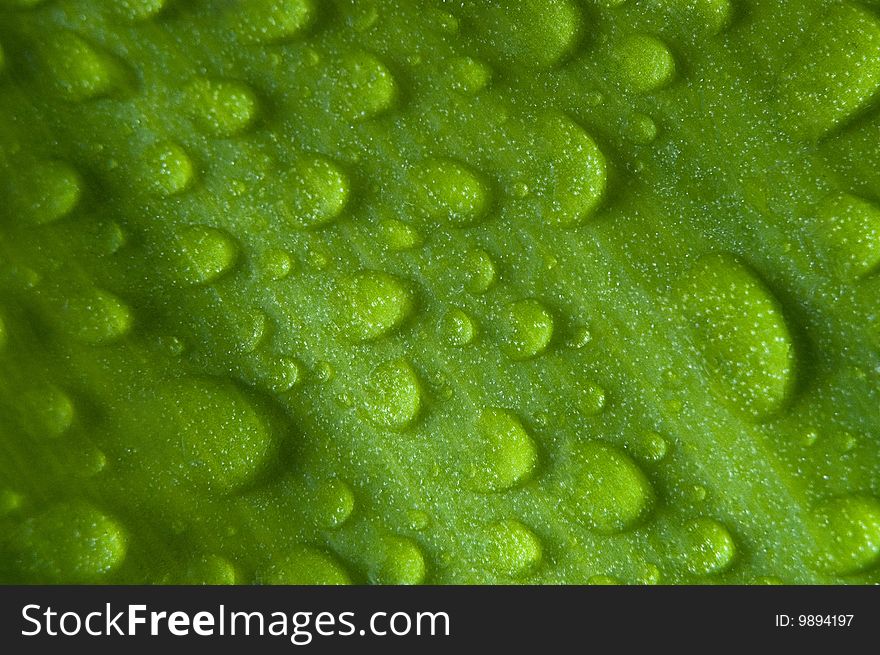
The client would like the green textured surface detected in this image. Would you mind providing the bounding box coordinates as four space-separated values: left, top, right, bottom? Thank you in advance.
1 0 880 585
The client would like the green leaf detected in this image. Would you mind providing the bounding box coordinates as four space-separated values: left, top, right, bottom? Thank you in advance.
0 0 879 584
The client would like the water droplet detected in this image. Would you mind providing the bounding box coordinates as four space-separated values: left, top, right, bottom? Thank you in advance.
369 536 426 585
187 78 259 136
336 51 397 120
441 308 476 346
569 325 592 349
19 161 81 225
63 288 133 345
776 3 880 140
143 142 194 196
464 248 496 294
512 181 530 198
95 221 126 255
173 225 238 286
315 361 334 383
483 520 542 577
360 358 421 429
833 431 857 453
632 431 669 462
155 333 186 357
681 518 736 575
578 382 606 416
338 271 413 341
501 299 554 360
816 193 880 279
563 442 653 533
638 563 662 585
154 378 276 492
0 489 23 516
801 429 819 447
229 309 267 354
616 35 676 93
180 554 238 584
284 156 349 228
754 575 784 585
11 502 127 583
258 355 301 392
380 218 421 251
469 0 582 70
470 408 538 492
532 112 606 226
433 9 459 33
314 479 354 529
352 3 379 32
584 90 604 106
43 32 121 101
814 496 880 575
690 485 708 502
673 0 733 34
77 446 108 477
262 248 293 280
234 0 316 43
407 509 430 531
679 254 795 419
627 113 658 144
306 243 332 270
21 385 74 439
413 159 492 226
449 56 492 94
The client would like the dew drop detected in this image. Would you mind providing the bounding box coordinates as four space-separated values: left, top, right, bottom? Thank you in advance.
441 308 476 346
814 496 880 575
314 479 355 529
483 519 542 578
173 225 238 286
369 536 426 585
360 358 421 429
681 518 736 575
339 271 413 341
501 299 554 360
470 408 538 492
562 442 653 533
464 248 496 294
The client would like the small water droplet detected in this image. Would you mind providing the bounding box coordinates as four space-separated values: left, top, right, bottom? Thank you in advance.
408 509 430 531
501 299 554 360
441 308 476 346
315 361 334 383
